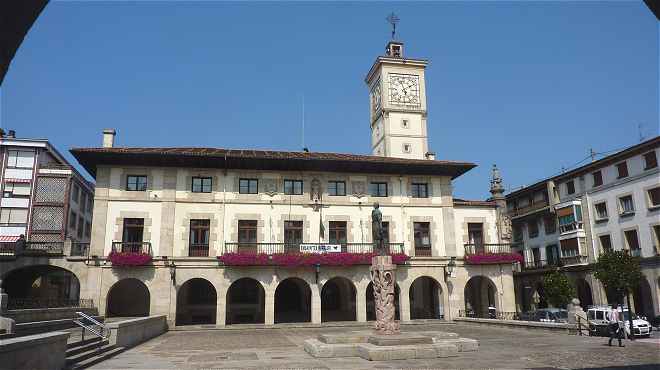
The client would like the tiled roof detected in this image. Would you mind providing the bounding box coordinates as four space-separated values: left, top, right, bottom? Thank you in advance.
70 147 477 179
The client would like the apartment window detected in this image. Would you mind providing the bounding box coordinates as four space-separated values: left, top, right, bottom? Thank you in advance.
546 245 559 266
122 218 144 252
592 171 603 187
653 225 660 254
0 208 28 225
80 193 86 213
369 182 388 197
543 216 556 234
513 226 523 242
239 178 258 194
414 222 431 256
71 184 80 203
328 221 347 245
532 248 541 265
623 229 640 254
284 180 303 195
85 221 91 238
238 220 257 245
2 183 31 198
284 221 303 245
616 162 629 179
126 175 148 191
619 195 635 215
528 219 539 238
189 219 210 256
7 150 35 168
327 181 346 196
595 202 608 220
643 151 658 170
87 197 93 215
77 216 84 239
69 211 77 229
410 183 428 198
468 223 484 249
566 180 575 195
192 177 212 193
599 235 612 253
647 187 660 208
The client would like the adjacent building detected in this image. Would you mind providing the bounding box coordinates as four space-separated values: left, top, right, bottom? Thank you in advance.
509 136 660 318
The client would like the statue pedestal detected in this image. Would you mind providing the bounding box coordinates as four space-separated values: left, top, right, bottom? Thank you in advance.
370 255 399 335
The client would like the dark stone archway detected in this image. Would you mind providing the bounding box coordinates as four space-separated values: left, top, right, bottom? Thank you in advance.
107 278 150 317
274 278 311 323
409 277 443 319
464 276 498 318
321 277 356 322
176 278 217 325
1 265 80 307
576 278 593 308
226 278 265 324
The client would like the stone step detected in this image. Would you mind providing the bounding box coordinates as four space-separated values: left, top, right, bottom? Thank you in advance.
66 339 109 357
67 336 102 350
66 346 125 370
65 343 119 368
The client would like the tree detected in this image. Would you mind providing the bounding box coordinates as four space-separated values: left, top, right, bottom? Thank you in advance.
594 250 642 340
542 271 576 308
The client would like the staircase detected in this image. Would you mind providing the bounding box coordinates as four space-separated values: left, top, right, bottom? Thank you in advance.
64 312 124 369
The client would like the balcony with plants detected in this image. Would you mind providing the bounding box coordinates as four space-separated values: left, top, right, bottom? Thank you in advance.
463 243 523 265
108 241 152 266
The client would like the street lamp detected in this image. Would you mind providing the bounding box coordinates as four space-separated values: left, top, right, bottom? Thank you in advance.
444 256 456 280
169 262 176 284
315 263 321 284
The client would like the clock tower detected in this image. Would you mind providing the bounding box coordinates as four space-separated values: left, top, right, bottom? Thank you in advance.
365 40 432 160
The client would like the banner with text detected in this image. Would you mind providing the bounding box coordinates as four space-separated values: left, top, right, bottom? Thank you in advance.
300 244 342 253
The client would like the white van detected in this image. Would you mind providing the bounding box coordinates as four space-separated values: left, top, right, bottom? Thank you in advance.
587 305 651 338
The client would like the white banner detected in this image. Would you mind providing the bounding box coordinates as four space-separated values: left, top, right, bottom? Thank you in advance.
300 244 341 253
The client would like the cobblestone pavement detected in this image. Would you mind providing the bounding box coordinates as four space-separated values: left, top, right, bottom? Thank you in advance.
90 323 660 369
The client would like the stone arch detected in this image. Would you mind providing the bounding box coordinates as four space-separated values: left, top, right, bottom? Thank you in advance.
366 282 400 321
274 277 311 323
106 278 150 317
632 277 654 319
409 276 443 320
226 278 265 324
176 278 217 325
464 276 498 318
575 278 593 308
321 276 356 322
1 265 80 307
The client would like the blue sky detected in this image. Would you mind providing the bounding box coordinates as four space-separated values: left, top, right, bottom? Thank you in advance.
1 1 657 199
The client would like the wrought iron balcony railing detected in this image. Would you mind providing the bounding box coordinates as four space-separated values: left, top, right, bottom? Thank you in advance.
559 221 583 234
414 245 432 257
111 241 152 255
23 241 65 256
509 200 549 218
560 254 589 266
189 243 210 257
71 242 90 257
521 258 562 270
223 242 405 255
464 243 512 255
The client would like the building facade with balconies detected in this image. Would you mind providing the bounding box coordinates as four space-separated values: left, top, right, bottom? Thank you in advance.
509 136 660 318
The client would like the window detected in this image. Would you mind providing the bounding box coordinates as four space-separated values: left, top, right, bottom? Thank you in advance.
599 235 612 253
7 150 35 168
327 181 346 196
566 180 575 195
69 211 77 229
643 151 658 170
546 245 559 266
239 178 258 194
284 221 303 245
126 175 147 191
647 187 660 208
87 197 93 215
623 229 640 254
328 221 347 244
2 183 31 198
619 195 635 215
80 193 86 213
411 183 428 198
369 182 388 197
77 216 84 239
189 219 210 256
592 171 603 187
0 208 28 225
238 220 257 245
403 143 411 153
595 202 608 220
616 162 628 179
543 216 556 234
284 180 303 195
381 222 390 245
192 177 212 193
85 221 91 238
653 225 660 253
122 218 144 244
468 223 484 248
71 184 80 203
414 222 431 255
528 219 539 238
513 226 523 242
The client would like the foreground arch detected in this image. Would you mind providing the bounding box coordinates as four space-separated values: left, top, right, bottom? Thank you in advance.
409 276 443 319
107 278 150 317
464 276 498 318
1 265 80 307
366 282 400 321
226 278 265 324
575 278 593 308
321 277 356 322
176 278 217 325
275 278 311 323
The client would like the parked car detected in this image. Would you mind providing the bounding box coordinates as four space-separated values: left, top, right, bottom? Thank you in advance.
533 308 568 323
587 306 651 338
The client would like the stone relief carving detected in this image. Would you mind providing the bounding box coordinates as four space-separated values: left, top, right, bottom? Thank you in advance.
370 256 400 335
311 178 321 202
351 181 367 198
262 179 278 196
499 213 512 241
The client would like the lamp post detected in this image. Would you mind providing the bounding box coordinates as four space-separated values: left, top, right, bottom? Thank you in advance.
444 256 456 280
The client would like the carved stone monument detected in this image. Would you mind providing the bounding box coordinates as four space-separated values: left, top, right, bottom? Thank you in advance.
371 256 400 334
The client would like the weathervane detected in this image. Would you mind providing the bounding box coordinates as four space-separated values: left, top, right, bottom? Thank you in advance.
386 12 399 40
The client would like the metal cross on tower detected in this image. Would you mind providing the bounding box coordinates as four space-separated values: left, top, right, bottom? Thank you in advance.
386 12 399 40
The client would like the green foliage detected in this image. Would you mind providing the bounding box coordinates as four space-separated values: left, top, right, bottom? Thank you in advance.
542 270 576 308
594 250 642 301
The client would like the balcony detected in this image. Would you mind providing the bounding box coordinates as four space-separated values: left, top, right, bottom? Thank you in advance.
223 242 405 255
560 254 588 266
464 243 512 255
464 243 522 265
521 258 561 271
189 243 210 257
509 200 549 218
559 221 583 234
111 241 152 255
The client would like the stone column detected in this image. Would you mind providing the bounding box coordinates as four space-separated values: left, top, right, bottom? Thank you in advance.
400 285 411 321
265 289 275 325
357 285 367 322
216 289 226 327
311 284 321 324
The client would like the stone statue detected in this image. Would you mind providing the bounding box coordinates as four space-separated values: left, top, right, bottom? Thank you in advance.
370 258 399 334
371 203 385 255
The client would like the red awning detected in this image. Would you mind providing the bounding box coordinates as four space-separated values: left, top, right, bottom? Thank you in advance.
4 178 31 183
0 235 19 242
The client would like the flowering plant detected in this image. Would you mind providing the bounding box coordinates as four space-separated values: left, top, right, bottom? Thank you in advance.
108 251 152 266
218 252 410 267
464 252 523 265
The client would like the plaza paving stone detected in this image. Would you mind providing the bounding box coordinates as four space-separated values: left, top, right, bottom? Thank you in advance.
89 322 660 369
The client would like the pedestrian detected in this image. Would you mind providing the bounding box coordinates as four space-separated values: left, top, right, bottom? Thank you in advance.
608 306 624 347
14 234 26 256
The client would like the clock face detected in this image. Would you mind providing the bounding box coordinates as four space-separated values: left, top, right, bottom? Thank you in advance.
370 79 382 114
388 73 420 108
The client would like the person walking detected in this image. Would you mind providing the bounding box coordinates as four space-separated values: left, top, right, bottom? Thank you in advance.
608 306 624 347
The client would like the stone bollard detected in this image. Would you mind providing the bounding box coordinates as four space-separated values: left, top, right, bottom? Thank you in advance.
567 298 582 324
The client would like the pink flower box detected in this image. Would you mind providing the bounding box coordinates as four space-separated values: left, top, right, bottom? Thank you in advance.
464 252 523 265
108 251 152 266
218 252 410 267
